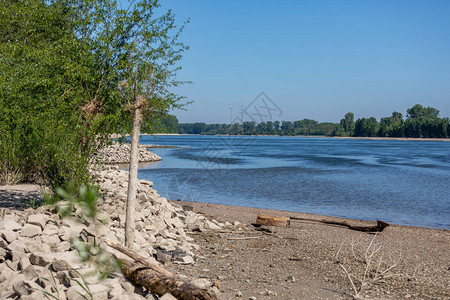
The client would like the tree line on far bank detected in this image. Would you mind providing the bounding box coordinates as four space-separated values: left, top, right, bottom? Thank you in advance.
155 104 449 138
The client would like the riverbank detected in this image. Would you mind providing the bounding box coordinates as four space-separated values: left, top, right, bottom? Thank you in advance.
171 200 450 299
112 133 450 141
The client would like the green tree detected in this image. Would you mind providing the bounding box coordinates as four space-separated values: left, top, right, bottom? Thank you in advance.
340 112 355 136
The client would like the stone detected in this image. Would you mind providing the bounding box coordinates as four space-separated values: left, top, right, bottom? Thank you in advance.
52 258 70 271
19 257 31 271
190 278 211 289
66 284 108 300
173 255 194 265
204 220 221 230
159 293 177 300
6 259 20 271
0 247 7 259
156 251 171 264
20 223 42 238
0 219 22 231
11 274 40 296
120 281 135 293
0 236 8 248
41 234 60 245
1 229 18 243
7 240 28 254
56 271 71 285
21 291 48 300
27 214 49 229
236 290 243 297
0 264 14 281
22 265 40 281
30 252 53 267
287 275 296 283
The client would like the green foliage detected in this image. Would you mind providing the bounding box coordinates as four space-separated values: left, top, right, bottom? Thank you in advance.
340 112 355 136
45 181 99 220
0 0 189 187
177 104 447 138
45 182 119 279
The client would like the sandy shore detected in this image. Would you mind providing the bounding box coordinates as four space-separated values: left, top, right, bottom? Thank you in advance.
169 200 450 299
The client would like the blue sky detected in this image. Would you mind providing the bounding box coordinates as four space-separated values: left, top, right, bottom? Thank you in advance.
150 1 449 123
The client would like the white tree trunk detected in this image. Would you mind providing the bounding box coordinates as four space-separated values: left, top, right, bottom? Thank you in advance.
125 105 142 249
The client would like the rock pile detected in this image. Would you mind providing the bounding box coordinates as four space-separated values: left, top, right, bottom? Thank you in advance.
0 155 226 299
93 143 162 164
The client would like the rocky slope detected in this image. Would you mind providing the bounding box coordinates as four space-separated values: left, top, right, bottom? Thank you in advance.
0 145 225 299
93 143 162 164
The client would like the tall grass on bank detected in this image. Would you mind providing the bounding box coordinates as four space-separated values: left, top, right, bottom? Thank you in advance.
0 117 92 188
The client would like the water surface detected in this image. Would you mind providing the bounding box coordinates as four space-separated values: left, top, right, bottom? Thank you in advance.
136 135 450 229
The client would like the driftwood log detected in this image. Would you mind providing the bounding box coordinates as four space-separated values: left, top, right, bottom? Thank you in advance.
256 214 290 227
105 239 217 300
290 217 390 232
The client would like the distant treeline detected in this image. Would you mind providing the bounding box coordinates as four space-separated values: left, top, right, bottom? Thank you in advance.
151 104 450 138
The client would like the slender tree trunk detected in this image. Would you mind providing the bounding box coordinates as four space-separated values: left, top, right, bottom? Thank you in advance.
125 102 142 249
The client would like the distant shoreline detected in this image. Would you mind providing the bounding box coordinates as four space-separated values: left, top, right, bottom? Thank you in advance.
149 133 450 142
111 132 450 142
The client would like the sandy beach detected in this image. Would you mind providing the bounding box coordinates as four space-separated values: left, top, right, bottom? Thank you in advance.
169 200 450 299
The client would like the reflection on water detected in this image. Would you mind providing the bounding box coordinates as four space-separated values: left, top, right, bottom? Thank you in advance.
135 135 450 229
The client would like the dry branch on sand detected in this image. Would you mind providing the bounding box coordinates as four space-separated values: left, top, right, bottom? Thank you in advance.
105 239 217 300
335 233 401 299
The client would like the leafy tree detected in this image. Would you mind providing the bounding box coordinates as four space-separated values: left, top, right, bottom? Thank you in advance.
281 121 294 135
340 112 355 136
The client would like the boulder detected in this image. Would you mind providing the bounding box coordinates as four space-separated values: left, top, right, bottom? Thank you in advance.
27 214 49 229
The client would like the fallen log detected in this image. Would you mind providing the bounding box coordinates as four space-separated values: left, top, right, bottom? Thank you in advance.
289 217 390 232
105 239 173 277
121 260 216 300
105 239 217 300
256 214 290 228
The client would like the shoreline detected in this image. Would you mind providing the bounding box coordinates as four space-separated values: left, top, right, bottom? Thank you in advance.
170 200 450 299
150 133 450 141
172 200 449 231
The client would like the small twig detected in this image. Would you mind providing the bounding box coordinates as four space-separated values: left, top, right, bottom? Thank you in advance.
226 236 260 240
339 263 360 298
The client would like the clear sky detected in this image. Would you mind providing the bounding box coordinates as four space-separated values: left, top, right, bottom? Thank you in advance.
151 1 450 123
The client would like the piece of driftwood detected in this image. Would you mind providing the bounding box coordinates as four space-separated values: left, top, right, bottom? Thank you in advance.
105 239 173 277
290 217 390 232
256 214 290 228
226 236 260 240
105 239 217 300
121 260 216 300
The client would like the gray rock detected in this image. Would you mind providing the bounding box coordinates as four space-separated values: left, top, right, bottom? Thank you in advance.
1 229 18 243
27 214 49 229
12 274 40 296
20 291 49 300
7 240 28 254
6 260 20 271
29 252 53 267
52 258 70 271
0 219 22 231
159 293 177 300
204 220 221 230
156 251 171 264
190 278 211 289
22 265 40 281
173 255 194 265
56 270 71 285
121 281 135 293
19 257 31 271
20 223 42 238
66 284 108 300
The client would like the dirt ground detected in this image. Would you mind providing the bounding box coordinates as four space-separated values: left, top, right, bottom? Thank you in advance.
1 185 448 299
168 201 450 300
